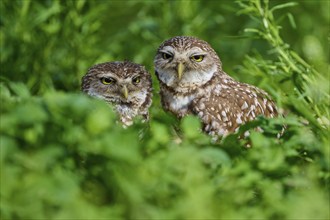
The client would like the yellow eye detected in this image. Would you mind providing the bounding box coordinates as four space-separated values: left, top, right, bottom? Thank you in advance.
132 76 141 84
191 55 204 62
101 77 116 85
162 52 172 60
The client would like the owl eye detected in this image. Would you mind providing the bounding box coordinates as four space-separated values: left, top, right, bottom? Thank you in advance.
161 52 173 60
191 55 205 62
132 76 141 84
101 77 116 85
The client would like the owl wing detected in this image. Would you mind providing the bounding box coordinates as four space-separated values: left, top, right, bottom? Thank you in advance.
191 81 277 136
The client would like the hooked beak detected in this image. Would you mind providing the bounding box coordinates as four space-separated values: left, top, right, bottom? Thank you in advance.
121 85 128 99
177 62 184 80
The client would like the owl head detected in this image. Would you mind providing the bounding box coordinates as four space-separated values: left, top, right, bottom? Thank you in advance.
81 61 152 105
154 36 222 90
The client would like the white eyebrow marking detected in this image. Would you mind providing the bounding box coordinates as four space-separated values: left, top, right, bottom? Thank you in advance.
189 46 206 53
97 72 117 78
159 46 175 54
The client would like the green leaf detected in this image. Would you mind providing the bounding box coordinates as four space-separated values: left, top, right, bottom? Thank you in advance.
200 147 231 168
181 115 201 139
85 107 113 135
270 2 298 12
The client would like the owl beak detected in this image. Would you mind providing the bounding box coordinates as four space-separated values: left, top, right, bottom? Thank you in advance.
122 85 128 99
177 62 184 80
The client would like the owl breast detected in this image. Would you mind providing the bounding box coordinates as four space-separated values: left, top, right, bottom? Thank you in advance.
165 93 195 117
161 83 214 118
115 104 138 126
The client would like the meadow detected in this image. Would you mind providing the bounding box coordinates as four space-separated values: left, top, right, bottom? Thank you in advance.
1 0 329 219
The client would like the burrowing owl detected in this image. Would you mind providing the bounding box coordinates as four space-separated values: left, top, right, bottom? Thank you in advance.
81 61 152 126
154 36 278 137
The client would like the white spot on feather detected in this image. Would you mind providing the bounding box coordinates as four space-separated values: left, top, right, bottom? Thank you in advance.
263 98 268 105
241 101 248 110
211 121 219 128
217 128 226 136
236 117 243 124
268 103 274 112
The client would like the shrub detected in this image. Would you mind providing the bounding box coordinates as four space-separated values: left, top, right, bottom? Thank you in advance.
1 0 329 219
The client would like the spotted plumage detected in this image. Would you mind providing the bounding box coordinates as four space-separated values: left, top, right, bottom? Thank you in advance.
81 61 152 126
154 36 278 137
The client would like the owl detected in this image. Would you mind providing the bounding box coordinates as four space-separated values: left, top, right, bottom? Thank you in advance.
81 61 152 126
154 36 278 137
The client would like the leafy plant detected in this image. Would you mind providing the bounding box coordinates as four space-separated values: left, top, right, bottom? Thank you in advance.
1 0 329 220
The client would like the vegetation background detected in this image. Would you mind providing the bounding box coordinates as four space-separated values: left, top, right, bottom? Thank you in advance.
1 0 329 219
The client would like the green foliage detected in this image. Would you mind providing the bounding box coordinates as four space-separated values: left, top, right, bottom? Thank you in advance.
1 0 329 219
236 0 329 129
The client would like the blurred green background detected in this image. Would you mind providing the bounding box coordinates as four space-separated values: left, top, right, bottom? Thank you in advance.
1 0 328 93
1 0 329 219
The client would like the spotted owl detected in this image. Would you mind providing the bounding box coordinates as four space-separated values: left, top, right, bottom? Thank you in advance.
81 61 152 126
154 36 278 137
